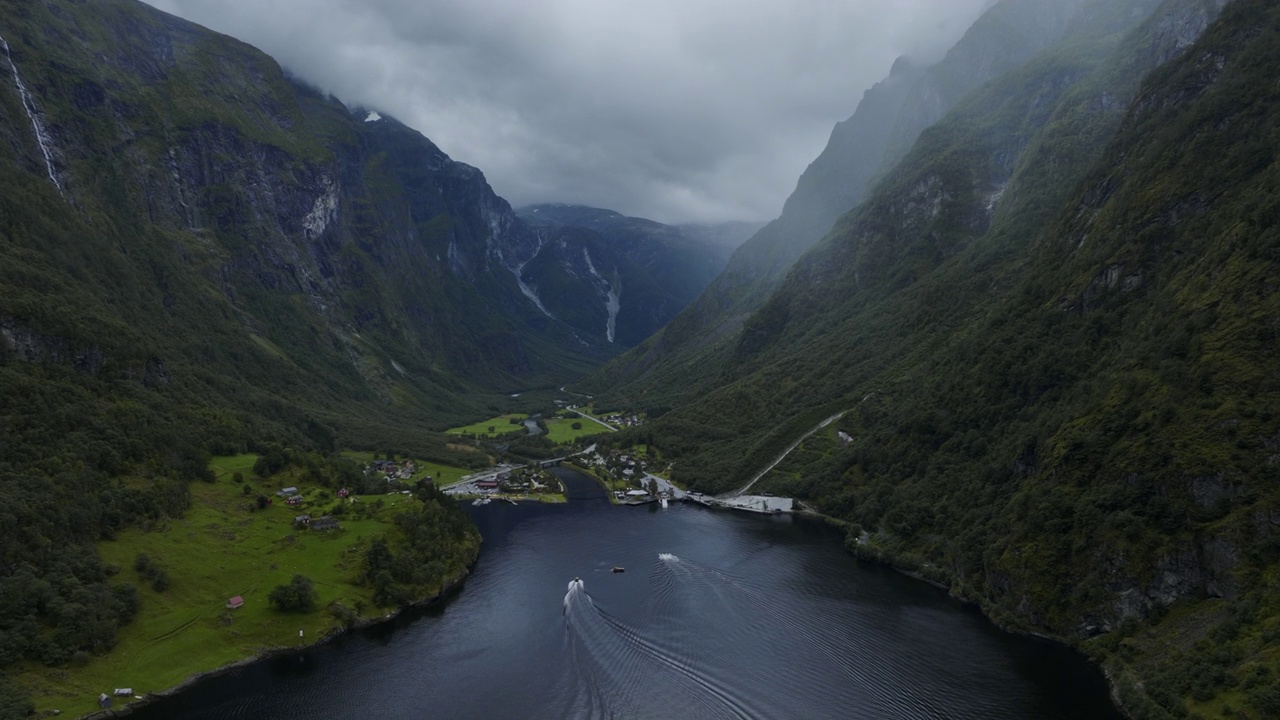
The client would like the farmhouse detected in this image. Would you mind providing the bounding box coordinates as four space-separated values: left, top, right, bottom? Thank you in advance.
285 495 304 506
276 486 298 497
311 516 340 532
226 595 244 609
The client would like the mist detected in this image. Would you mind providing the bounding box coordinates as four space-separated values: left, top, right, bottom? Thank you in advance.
144 0 991 224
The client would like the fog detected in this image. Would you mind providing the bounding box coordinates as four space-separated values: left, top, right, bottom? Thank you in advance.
145 0 991 224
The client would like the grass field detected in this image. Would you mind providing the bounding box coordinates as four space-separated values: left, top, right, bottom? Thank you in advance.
543 417 607 444
445 413 528 437
19 456 411 718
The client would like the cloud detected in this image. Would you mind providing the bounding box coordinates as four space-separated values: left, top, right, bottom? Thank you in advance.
144 0 990 224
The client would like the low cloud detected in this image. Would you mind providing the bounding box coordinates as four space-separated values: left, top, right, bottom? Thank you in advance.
145 0 990 224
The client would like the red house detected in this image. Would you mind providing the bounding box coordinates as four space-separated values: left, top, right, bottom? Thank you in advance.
226 596 244 609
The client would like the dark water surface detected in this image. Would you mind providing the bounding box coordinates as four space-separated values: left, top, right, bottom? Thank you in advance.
133 469 1120 719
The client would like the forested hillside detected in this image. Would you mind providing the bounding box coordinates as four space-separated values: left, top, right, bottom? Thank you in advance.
0 0 581 712
601 0 1280 716
580 0 1093 412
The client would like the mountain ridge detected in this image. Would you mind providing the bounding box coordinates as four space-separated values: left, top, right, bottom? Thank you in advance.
597 0 1280 716
578 0 1101 411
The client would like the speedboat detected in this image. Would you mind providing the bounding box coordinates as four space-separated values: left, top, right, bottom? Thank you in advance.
611 566 625 573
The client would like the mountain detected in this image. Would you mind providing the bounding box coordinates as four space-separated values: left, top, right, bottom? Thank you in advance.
0 0 615 707
516 204 757 347
600 0 1280 715
0 0 618 445
579 0 1092 410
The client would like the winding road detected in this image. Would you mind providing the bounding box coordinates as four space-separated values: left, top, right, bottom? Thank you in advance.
720 411 848 498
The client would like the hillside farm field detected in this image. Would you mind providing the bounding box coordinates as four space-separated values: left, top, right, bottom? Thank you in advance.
17 456 411 718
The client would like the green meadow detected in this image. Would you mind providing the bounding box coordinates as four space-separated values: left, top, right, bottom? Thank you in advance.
445 413 528 437
19 456 415 718
543 417 606 444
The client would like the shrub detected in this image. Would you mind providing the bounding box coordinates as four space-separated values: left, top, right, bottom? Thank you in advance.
268 575 317 612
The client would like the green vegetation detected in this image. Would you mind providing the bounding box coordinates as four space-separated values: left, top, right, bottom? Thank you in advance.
268 575 318 612
543 417 606 444
591 1 1280 717
446 414 529 437
11 455 478 718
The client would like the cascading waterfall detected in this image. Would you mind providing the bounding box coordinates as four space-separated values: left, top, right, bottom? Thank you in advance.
513 233 556 319
1 33 61 191
581 249 619 343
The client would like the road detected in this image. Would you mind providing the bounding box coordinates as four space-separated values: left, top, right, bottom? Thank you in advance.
443 445 598 496
568 408 618 432
643 473 685 499
720 411 848 498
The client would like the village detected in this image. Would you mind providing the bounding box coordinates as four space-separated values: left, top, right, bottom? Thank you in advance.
452 464 567 505
256 458 433 536
575 447 678 504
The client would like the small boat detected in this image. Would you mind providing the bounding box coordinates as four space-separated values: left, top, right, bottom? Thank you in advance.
612 566 625 573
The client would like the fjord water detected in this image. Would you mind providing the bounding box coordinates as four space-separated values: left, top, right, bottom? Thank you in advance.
133 469 1119 719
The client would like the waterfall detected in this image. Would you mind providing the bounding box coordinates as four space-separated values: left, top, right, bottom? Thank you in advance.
1 33 61 191
581 249 620 343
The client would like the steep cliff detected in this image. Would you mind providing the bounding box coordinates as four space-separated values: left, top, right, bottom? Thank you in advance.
0 2 615 707
607 0 1280 716
0 0 612 440
516 204 752 347
580 0 1093 410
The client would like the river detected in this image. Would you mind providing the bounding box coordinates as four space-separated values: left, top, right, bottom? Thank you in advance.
130 468 1120 719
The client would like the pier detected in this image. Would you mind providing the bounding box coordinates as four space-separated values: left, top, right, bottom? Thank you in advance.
685 494 794 514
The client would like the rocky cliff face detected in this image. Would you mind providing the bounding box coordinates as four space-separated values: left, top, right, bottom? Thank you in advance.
605 0 1280 715
0 0 608 431
580 0 1107 410
516 204 749 347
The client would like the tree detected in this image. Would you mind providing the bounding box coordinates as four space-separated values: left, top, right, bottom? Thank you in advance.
571 422 582 430
268 575 317 612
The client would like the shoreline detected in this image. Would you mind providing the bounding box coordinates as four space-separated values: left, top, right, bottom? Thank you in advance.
90 485 1131 720
699 500 1132 718
823 518 1133 718
78 551 480 720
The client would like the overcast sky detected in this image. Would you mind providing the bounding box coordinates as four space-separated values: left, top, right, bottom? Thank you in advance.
145 0 990 224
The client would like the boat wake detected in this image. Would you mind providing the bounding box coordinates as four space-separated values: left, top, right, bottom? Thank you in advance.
649 554 942 719
561 574 756 720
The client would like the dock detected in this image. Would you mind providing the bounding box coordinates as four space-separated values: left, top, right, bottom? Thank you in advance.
685 494 794 514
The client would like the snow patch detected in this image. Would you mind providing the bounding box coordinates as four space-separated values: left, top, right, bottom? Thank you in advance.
2 34 60 192
364 111 382 122
390 360 406 376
